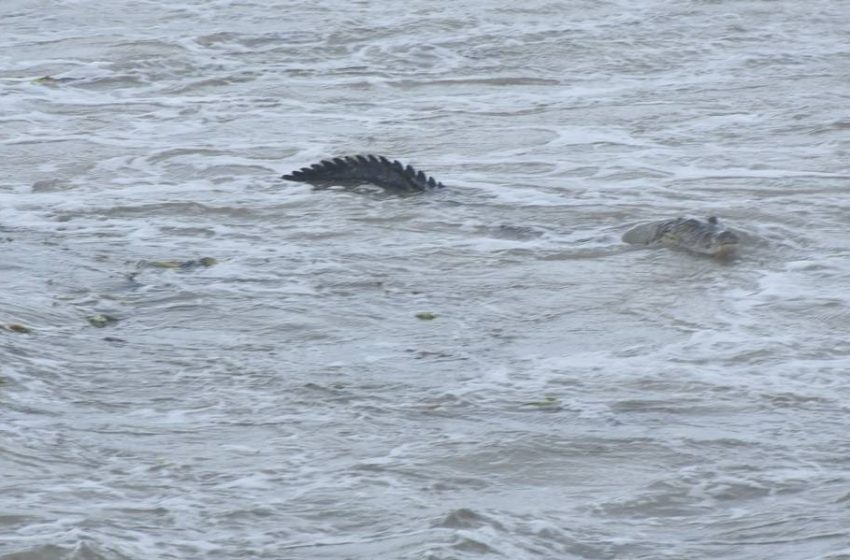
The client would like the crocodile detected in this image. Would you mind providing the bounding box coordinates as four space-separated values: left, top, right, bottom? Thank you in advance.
622 216 740 257
282 155 740 256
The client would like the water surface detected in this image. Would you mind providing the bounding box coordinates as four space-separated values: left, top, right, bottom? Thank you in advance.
2 1 850 558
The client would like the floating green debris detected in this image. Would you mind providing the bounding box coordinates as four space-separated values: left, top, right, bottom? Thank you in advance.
4 324 32 334
415 312 437 321
87 314 119 328
32 75 60 86
197 256 218 267
31 75 75 86
146 260 182 269
523 396 560 408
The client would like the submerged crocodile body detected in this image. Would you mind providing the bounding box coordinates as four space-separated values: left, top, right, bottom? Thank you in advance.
622 216 740 257
283 155 740 257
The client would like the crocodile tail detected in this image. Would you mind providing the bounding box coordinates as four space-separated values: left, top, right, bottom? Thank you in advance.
281 155 445 192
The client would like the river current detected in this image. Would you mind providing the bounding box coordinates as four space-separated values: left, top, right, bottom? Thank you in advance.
2 1 850 558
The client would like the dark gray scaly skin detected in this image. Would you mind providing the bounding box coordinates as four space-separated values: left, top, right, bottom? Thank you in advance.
622 216 740 257
282 155 445 193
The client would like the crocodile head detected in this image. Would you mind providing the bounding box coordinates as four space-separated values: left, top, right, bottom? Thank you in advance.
666 217 740 256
